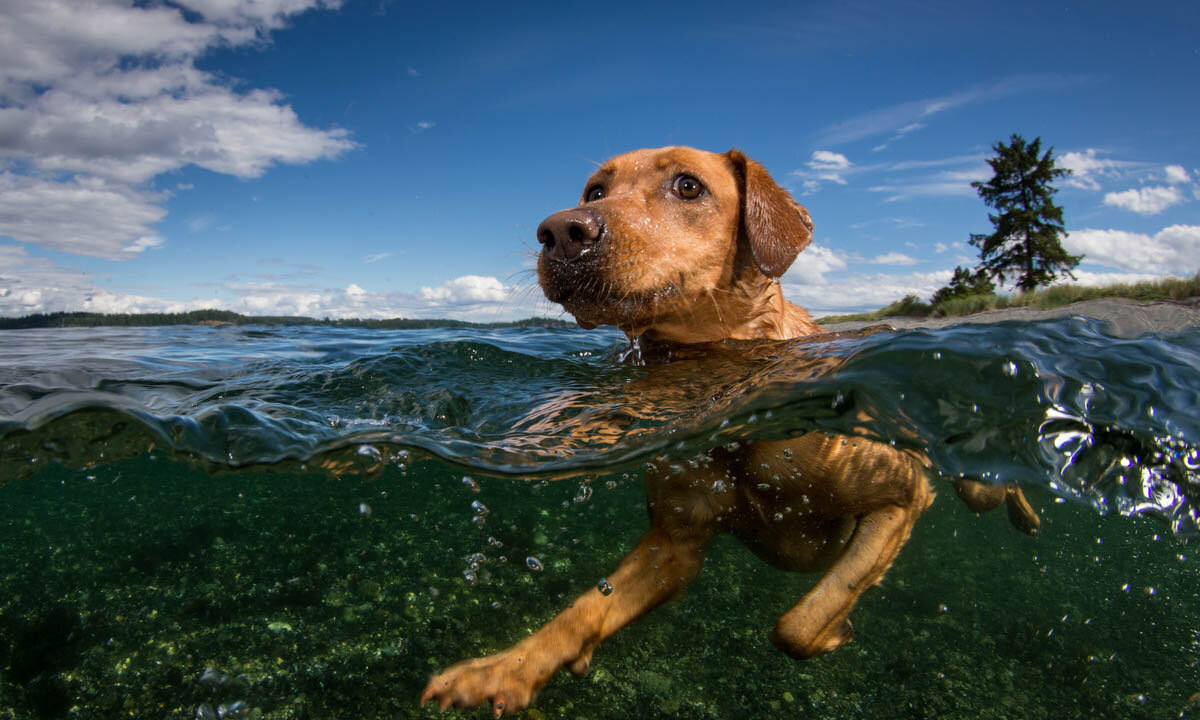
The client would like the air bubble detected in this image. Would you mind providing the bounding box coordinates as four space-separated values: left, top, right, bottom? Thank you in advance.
462 476 481 493
526 556 544 571
597 578 614 595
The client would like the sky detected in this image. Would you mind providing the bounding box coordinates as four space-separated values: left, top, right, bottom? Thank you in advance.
1 0 1198 321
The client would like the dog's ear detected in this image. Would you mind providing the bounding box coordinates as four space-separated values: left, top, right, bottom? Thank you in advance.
725 150 814 279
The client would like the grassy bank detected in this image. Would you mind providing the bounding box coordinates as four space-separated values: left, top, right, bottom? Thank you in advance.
817 273 1200 325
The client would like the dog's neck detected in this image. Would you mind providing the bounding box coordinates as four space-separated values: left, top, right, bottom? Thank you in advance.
623 276 822 345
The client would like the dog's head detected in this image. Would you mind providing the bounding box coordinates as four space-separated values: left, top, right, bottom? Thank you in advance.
536 146 813 334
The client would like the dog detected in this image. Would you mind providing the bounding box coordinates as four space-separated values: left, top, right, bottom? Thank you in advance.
421 146 1038 715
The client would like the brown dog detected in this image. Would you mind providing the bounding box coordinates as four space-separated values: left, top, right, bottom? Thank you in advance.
421 146 1037 715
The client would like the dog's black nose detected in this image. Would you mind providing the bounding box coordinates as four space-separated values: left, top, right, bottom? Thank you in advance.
537 208 603 261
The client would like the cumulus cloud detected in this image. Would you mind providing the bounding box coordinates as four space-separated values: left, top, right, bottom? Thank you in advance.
1103 186 1185 215
0 0 355 259
783 269 953 315
1164 165 1190 184
1064 225 1200 273
0 246 551 320
0 244 217 315
780 244 848 285
420 275 510 305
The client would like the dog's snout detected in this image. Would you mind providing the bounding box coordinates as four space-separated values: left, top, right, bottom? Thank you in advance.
537 208 603 261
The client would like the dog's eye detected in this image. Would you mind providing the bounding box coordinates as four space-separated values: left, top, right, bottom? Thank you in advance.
673 175 704 200
585 184 605 202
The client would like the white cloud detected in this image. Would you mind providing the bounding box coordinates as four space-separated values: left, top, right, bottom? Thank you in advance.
1164 165 1190 184
1103 186 1185 215
1065 225 1200 273
0 173 166 258
420 275 510 304
804 150 852 185
780 244 848 285
870 252 919 265
815 75 1086 147
1059 149 1138 191
783 269 953 315
935 242 949 253
363 252 392 263
0 244 215 315
0 0 354 258
872 122 925 152
809 150 851 170
410 121 436 133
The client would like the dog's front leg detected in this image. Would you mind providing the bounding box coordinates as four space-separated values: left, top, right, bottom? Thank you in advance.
420 526 708 716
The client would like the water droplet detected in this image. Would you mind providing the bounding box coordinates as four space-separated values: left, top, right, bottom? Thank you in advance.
525 556 544 571
597 578 614 595
782 448 793 460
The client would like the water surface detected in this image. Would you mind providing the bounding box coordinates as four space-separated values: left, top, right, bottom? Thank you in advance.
1 321 1197 719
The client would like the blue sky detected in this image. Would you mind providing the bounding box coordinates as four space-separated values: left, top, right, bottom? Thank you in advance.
1 0 1197 320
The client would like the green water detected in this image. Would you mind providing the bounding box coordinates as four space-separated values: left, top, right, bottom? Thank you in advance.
2 455 1196 719
1 323 1198 718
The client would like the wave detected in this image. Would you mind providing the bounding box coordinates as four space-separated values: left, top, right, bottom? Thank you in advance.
1 320 1198 534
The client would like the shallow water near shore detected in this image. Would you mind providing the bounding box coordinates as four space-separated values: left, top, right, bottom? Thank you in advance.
1 321 1198 719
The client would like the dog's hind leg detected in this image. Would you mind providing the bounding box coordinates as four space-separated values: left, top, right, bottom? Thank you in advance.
954 478 1041 535
770 500 921 659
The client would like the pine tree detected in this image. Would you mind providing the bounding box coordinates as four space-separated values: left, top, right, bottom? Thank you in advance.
969 134 1081 292
930 265 995 305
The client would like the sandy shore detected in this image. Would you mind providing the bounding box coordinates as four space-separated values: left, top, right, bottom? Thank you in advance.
819 297 1200 337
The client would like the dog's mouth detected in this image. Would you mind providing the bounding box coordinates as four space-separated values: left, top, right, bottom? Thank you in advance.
540 253 683 330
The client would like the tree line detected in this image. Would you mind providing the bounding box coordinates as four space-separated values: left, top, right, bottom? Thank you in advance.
0 310 574 331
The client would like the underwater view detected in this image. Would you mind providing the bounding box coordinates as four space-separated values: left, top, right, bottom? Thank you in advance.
1 320 1198 719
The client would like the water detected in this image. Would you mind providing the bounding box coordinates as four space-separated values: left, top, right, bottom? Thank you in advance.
0 320 1197 719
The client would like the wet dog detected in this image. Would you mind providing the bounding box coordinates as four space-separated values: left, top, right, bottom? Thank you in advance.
421 146 1038 715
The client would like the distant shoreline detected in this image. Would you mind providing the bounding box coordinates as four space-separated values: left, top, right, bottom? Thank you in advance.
0 310 574 331
820 297 1200 337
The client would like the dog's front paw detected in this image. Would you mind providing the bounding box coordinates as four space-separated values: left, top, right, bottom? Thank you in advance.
420 648 550 717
